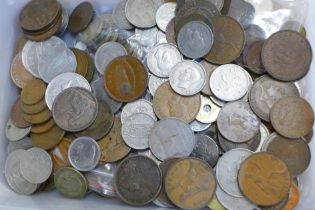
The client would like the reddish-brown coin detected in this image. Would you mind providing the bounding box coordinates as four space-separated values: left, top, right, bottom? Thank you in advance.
282 183 300 210
243 41 265 75
21 79 46 105
270 96 314 139
10 98 32 128
20 98 47 115
10 53 35 89
31 125 65 150
104 56 148 102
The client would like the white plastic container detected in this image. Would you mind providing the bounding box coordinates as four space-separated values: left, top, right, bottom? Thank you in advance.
0 0 314 209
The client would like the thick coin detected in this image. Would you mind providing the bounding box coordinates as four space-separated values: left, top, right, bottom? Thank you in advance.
205 16 245 64
165 18 176 45
190 120 211 132
112 0 134 30
68 2 94 33
196 95 221 124
270 96 314 138
155 2 176 32
68 137 101 171
78 15 103 44
7 137 32 154
261 31 312 81
238 152 291 206
165 158 216 209
104 56 148 102
243 41 265 74
54 167 87 198
148 75 168 96
21 79 46 105
14 36 28 55
121 99 156 123
208 195 226 210
149 118 195 161
20 98 47 115
31 125 65 150
11 98 32 128
5 119 31 142
114 155 162 206
23 108 52 125
31 118 55 134
200 60 218 95
50 137 71 172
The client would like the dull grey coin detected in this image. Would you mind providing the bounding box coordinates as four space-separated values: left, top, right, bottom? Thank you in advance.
190 120 211 132
5 119 31 142
218 131 261 152
200 60 218 96
155 2 176 32
121 99 156 124
68 137 101 171
148 75 168 96
255 123 270 152
209 0 225 10
7 137 32 154
227 0 255 28
137 149 162 165
149 118 195 161
112 0 134 30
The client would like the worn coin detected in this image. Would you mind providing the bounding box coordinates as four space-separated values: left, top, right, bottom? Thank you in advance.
155 3 176 32
147 43 182 77
121 99 156 123
281 183 300 210
270 96 314 139
23 108 52 125
31 125 65 150
196 95 221 124
148 75 168 96
78 15 103 44
112 0 134 30
190 120 211 132
227 0 255 28
200 60 218 95
114 155 162 206
243 41 265 75
21 79 46 105
5 119 31 142
50 137 71 172
165 18 176 45
20 98 47 115
165 158 216 209
11 98 32 128
68 2 94 33
149 118 195 161
208 195 226 210
7 137 32 154
137 149 162 165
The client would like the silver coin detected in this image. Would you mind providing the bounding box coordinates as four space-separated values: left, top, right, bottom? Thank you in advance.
227 0 255 28
256 123 270 152
121 99 156 123
208 0 225 10
78 16 104 44
147 43 183 77
240 69 253 102
148 75 168 96
169 60 206 96
137 149 162 165
21 40 41 78
218 131 261 152
153 199 169 208
125 0 158 28
68 137 101 171
52 87 98 132
4 150 38 195
95 42 127 75
196 95 221 124
57 8 69 35
216 148 253 197
122 113 156 150
210 95 226 107
20 147 53 184
200 60 218 96
190 120 211 132
156 30 167 44
149 118 195 161
5 119 31 142
210 64 250 102
7 137 32 154
155 2 176 32
45 72 91 110
112 0 134 30
91 77 122 113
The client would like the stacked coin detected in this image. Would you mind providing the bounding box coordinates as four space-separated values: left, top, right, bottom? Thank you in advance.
71 48 95 82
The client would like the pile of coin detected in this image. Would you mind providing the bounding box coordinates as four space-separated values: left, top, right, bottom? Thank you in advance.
5 0 314 209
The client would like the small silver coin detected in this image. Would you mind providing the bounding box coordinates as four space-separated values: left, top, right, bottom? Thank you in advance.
227 0 255 28
68 137 101 172
148 75 168 96
5 119 31 142
196 95 221 124
190 120 211 132
121 99 156 124
155 2 176 32
256 123 270 152
7 137 32 154
112 0 134 30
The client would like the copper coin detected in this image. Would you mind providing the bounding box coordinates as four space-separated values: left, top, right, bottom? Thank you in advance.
261 30 312 81
68 2 94 33
270 96 314 139
153 81 201 123
243 41 265 75
10 98 32 128
23 108 52 125
20 98 47 115
50 137 71 172
238 152 291 206
31 118 55 134
10 53 34 88
14 36 28 55
31 125 65 150
165 18 176 45
21 79 46 105
104 56 148 102
71 48 89 78
165 158 217 209
205 16 245 64
281 183 300 210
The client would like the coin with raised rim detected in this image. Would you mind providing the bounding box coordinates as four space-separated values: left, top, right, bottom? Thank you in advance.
155 2 176 32
5 119 31 142
112 0 134 30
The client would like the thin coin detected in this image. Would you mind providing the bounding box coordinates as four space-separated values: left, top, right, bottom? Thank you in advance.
155 2 176 32
20 98 47 115
112 0 134 30
21 79 46 105
148 75 168 96
196 95 221 124
23 108 52 125
50 137 71 172
11 98 32 128
31 125 65 150
121 99 156 123
165 18 176 45
10 53 35 89
31 118 55 134
190 120 211 132
5 119 31 142
68 2 94 33
243 41 265 75
208 195 226 210
200 60 218 96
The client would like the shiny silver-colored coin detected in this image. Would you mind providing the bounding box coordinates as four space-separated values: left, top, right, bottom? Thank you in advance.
122 113 156 150
209 0 225 10
218 131 261 152
4 150 38 195
260 132 276 152
169 60 206 96
20 147 53 184
21 40 42 78
112 0 134 30
155 2 176 32
227 0 255 28
210 64 249 102
147 43 182 77
148 75 168 96
149 118 195 161
5 119 31 142
95 42 127 75
216 148 253 197
256 123 270 152
196 95 221 124
137 149 162 165
190 120 211 132
45 72 91 110
121 99 156 124
7 137 32 154
217 101 261 143
68 137 101 171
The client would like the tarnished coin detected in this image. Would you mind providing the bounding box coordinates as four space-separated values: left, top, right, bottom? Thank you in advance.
238 153 291 206
165 18 176 45
210 64 249 101
137 149 162 165
149 118 195 161
249 75 300 122
281 183 300 210
217 101 261 143
21 79 46 105
11 98 32 128
112 0 134 30
7 137 32 154
244 24 266 46
14 36 28 55
227 0 255 28
104 56 148 102
20 147 53 184
10 53 35 89
52 87 98 132
155 3 176 32
205 16 245 64
78 15 103 44
68 2 94 33
196 95 221 124
31 125 65 150
256 124 270 152
20 98 47 115
200 60 218 95
270 96 314 139
190 120 211 132
23 108 52 125
114 155 162 206
147 43 182 77
54 167 87 198
50 137 71 172
243 41 265 75
165 158 217 209
148 75 168 96
121 99 156 123
5 119 31 142
218 131 261 152
208 195 226 210
169 60 206 96
68 137 101 172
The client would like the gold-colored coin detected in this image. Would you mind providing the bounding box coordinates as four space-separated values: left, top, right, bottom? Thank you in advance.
31 125 65 150
85 54 95 82
208 195 226 210
23 108 52 124
20 98 47 115
50 137 71 172
10 98 32 128
31 118 55 134
165 158 217 209
14 36 28 55
21 79 46 105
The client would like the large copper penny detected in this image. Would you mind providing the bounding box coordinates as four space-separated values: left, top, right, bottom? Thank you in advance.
270 96 314 138
10 98 32 128
21 79 46 105
68 2 94 33
165 158 216 209
10 53 35 89
261 31 312 81
31 125 65 150
104 56 148 102
238 152 291 206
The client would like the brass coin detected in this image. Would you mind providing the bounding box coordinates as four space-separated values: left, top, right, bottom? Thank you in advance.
50 137 71 172
238 152 291 206
153 81 201 123
205 16 245 64
85 55 95 82
282 183 300 210
21 79 46 105
31 118 55 134
165 158 217 209
14 36 28 55
23 108 52 125
10 53 35 89
68 1 94 33
20 98 47 115
104 56 148 102
31 125 65 150
10 98 32 128
270 96 314 139
98 118 131 163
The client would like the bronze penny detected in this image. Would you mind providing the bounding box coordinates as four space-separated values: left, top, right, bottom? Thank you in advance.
200 60 218 95
270 96 314 139
71 48 89 78
243 41 265 75
20 98 47 115
31 125 65 150
14 36 28 55
68 1 94 33
153 81 201 123
165 18 176 45
21 79 46 105
10 53 35 89
23 108 52 125
261 30 312 81
31 118 55 134
238 152 291 206
50 137 71 172
10 98 32 128
165 158 217 210
104 56 148 102
205 16 245 64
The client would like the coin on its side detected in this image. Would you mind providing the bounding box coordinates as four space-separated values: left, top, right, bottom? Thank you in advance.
165 18 176 45
155 2 176 32
31 118 55 134
68 1 94 33
23 108 52 125
21 79 46 105
200 60 218 96
31 125 65 150
281 183 300 210
5 119 31 142
196 95 221 124
20 98 47 115
121 99 156 123
112 0 134 30
11 98 32 128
